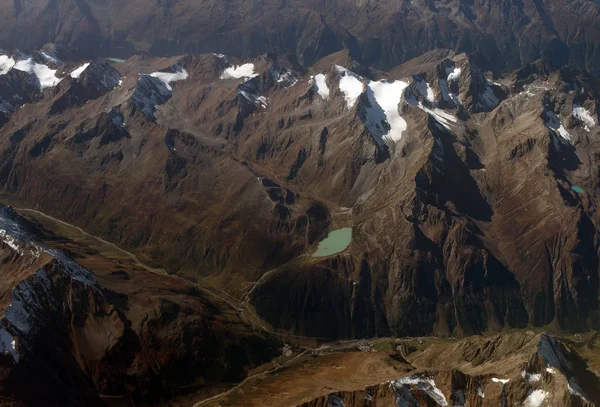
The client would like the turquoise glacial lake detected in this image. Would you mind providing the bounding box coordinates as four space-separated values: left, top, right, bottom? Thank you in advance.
312 228 353 257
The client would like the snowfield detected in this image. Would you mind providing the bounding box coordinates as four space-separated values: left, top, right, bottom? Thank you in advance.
13 58 61 88
313 73 330 99
572 105 596 130
220 63 258 80
0 55 15 75
523 390 548 407
365 79 410 142
336 66 364 108
150 67 189 90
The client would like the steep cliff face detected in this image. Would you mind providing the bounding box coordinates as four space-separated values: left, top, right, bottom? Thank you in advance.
0 206 278 406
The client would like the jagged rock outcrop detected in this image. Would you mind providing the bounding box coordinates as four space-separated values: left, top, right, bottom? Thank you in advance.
49 60 120 114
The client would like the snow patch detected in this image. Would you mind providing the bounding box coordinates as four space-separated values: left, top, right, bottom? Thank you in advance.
447 67 461 83
220 63 258 80
313 73 330 99
572 105 595 130
491 378 510 384
13 58 61 89
150 67 188 91
336 66 363 108
0 55 15 75
239 90 268 108
365 80 410 142
0 229 25 255
416 78 435 103
272 69 297 87
523 390 547 407
238 79 268 109
545 111 572 142
419 104 457 130
522 370 541 383
70 62 90 79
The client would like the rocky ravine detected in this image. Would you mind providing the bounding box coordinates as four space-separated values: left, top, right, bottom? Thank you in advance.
0 47 600 344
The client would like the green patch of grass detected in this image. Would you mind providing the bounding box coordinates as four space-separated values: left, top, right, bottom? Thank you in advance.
373 341 395 354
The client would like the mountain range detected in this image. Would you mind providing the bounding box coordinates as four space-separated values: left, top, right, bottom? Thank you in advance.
2 0 600 405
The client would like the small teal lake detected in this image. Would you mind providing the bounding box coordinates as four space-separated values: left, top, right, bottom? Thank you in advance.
312 228 353 257
572 185 585 194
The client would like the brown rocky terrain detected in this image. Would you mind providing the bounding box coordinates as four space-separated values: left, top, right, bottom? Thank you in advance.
2 37 600 404
0 205 279 406
0 47 600 344
191 332 600 406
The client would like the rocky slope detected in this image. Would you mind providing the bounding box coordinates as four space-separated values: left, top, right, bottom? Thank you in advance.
196 332 600 406
0 46 600 345
0 205 278 406
2 0 600 76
